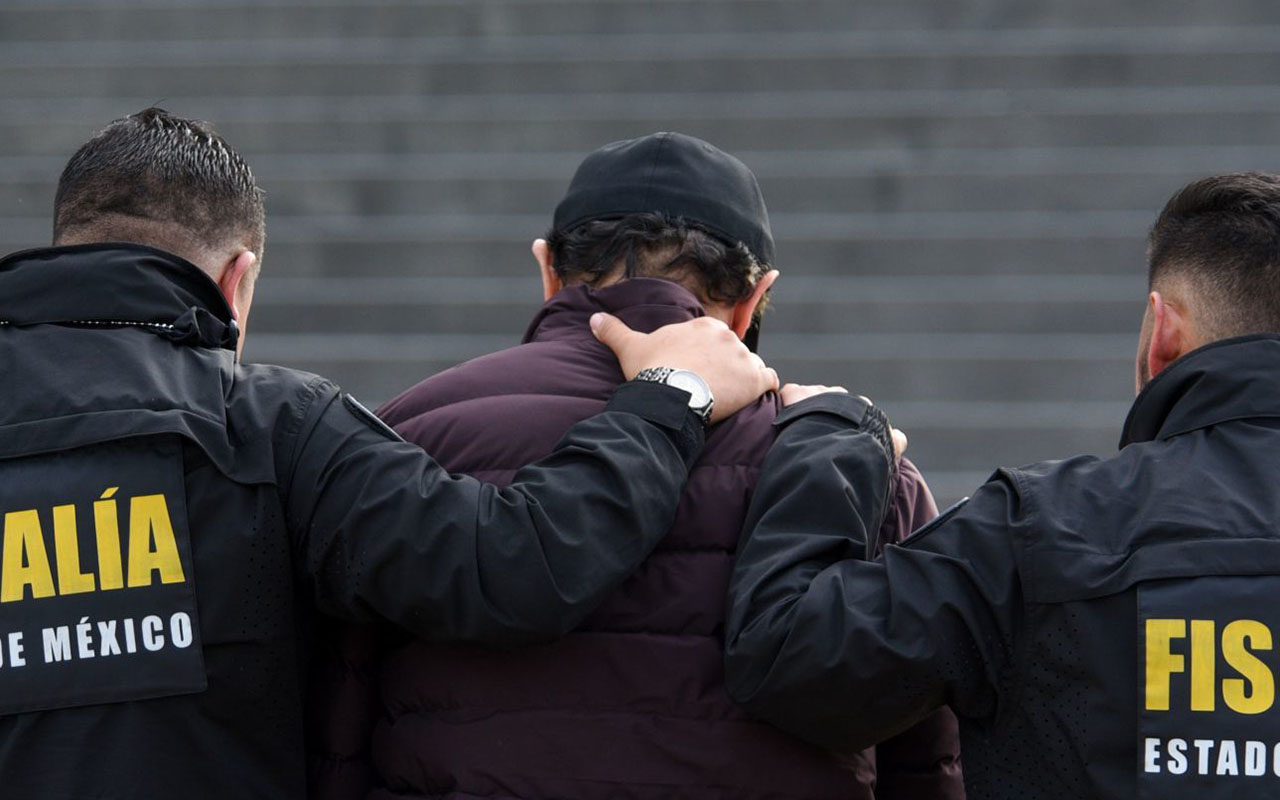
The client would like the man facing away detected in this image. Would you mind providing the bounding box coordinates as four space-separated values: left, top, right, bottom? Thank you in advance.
309 132 964 799
0 109 778 798
725 172 1280 799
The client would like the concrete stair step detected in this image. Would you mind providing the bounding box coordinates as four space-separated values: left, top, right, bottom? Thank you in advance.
3 1 1277 41
0 175 1207 221
0 232 1150 279
6 44 1280 96
9 27 1280 60
11 143 1273 180
245 273 1145 336
902 422 1122 504
9 28 1280 60
4 92 1280 155
0 174 1196 220
11 144 1278 218
1 211 1156 284
889 419 1122 471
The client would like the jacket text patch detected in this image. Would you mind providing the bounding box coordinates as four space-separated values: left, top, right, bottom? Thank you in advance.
0 436 205 714
1140 575 1280 797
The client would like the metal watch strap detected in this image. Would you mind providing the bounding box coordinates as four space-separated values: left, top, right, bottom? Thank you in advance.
634 367 676 383
633 367 713 427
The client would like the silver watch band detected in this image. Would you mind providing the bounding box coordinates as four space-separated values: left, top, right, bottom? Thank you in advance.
634 367 676 383
633 367 714 427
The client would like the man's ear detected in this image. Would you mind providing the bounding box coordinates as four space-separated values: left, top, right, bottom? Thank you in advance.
730 269 779 340
532 239 563 301
1145 290 1192 380
217 250 257 321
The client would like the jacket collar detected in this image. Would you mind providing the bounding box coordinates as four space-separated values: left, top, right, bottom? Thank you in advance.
522 278 707 344
1120 334 1280 447
0 243 239 351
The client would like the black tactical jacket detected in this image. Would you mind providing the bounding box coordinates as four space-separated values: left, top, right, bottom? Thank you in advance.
0 244 705 799
726 335 1280 800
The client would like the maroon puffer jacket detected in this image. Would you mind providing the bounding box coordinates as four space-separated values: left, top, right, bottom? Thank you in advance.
307 278 963 800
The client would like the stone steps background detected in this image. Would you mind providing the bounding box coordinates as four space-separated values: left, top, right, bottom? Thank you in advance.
4 0 1277 503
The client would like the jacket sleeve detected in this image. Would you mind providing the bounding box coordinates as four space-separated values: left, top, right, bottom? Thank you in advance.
723 393 1023 753
281 379 704 646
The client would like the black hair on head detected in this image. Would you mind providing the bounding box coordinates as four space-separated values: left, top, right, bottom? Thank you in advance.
1148 172 1280 339
53 107 264 260
546 212 768 315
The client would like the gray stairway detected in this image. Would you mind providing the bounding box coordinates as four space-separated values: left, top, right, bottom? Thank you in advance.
4 0 1280 503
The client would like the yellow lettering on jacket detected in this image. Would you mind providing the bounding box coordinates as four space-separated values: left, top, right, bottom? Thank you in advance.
1 510 56 602
1147 618 1187 712
126 494 185 587
0 490 185 602
1222 620 1274 714
1147 617 1280 715
93 488 123 591
1190 620 1216 712
52 504 95 595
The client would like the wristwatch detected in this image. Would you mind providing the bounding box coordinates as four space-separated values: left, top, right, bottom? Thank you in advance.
634 367 715 428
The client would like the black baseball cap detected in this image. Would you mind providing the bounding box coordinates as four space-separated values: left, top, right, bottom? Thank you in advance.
552 132 774 266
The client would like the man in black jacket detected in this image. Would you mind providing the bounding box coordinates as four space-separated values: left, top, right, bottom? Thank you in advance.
725 172 1280 799
0 107 777 798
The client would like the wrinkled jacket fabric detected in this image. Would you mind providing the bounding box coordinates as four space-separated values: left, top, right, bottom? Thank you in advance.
726 335 1280 799
0 245 706 799
311 279 962 799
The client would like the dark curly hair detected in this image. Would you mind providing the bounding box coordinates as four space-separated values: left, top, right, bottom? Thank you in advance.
545 212 770 315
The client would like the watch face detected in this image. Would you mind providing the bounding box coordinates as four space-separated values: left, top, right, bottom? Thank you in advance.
667 369 712 408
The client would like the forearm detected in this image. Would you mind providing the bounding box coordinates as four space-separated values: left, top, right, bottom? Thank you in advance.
289 381 702 644
726 555 948 750
724 394 897 745
725 392 1022 751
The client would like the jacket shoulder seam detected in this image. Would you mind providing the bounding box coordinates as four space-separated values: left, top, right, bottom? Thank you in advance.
279 375 336 500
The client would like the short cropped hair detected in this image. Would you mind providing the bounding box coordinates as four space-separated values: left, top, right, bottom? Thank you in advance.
1148 172 1280 339
546 212 768 313
54 107 264 260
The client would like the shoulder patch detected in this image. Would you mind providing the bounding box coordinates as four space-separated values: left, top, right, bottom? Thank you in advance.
898 497 970 549
342 394 404 443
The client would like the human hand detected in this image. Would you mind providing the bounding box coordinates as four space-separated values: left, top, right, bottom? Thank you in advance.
891 428 908 461
591 313 780 424
779 383 848 406
779 384 907 460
